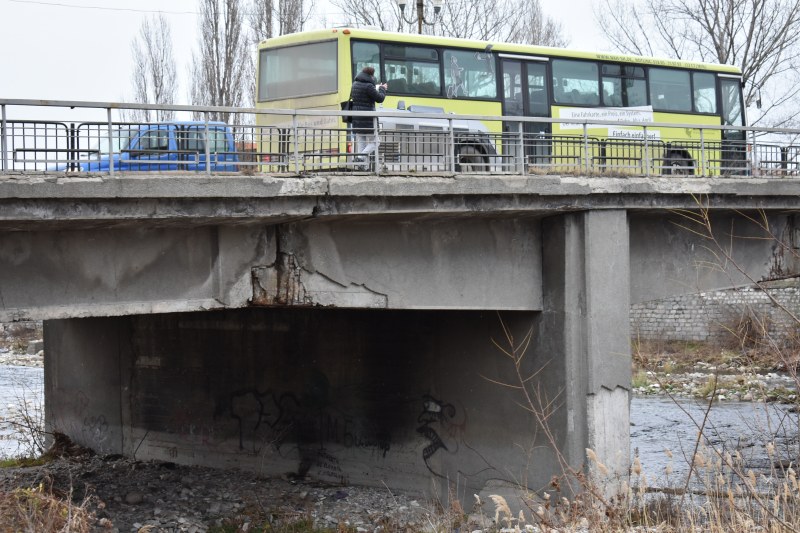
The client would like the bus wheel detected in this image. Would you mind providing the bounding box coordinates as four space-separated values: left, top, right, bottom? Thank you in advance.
456 145 488 172
662 152 695 175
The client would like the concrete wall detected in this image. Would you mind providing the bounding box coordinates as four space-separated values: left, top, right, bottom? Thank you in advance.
44 316 130 456
541 210 631 493
45 310 558 500
42 210 633 501
631 280 800 343
629 212 799 304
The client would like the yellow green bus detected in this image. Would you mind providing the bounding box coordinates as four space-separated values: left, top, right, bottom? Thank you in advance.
255 28 746 174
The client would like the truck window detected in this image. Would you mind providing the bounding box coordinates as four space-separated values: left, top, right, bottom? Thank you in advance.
138 130 169 151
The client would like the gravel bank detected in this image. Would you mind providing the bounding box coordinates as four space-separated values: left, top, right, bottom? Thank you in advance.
0 452 455 533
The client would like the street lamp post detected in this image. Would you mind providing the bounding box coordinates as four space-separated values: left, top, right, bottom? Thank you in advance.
396 0 443 34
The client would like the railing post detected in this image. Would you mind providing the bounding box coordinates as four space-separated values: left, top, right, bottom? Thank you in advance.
750 129 757 176
699 128 705 176
373 115 380 176
448 117 456 172
1 104 7 171
517 122 525 174
292 114 300 174
204 112 211 176
68 123 77 172
582 123 590 173
107 107 114 177
643 126 650 177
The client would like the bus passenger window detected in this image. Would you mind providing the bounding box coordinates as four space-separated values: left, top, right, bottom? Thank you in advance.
552 59 599 106
352 42 380 80
603 79 623 107
443 49 497 99
601 64 645 107
692 72 717 113
649 68 691 112
383 44 440 96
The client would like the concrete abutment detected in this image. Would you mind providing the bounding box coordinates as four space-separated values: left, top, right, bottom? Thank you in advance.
43 210 632 501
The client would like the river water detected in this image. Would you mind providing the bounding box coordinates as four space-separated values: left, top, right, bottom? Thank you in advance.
0 364 44 458
1 365 797 485
631 395 798 488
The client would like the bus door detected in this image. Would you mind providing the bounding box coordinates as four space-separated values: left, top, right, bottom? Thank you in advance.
719 75 747 175
501 57 551 170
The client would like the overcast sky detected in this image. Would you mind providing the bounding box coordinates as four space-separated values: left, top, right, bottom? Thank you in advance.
0 0 609 113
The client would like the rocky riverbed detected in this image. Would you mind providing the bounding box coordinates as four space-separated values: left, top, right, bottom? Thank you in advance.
0 451 452 533
631 341 799 403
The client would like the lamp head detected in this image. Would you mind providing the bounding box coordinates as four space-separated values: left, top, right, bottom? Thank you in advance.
432 0 443 14
396 0 407 12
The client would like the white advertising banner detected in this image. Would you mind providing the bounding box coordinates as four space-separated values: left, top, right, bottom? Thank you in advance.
557 106 655 130
607 128 661 141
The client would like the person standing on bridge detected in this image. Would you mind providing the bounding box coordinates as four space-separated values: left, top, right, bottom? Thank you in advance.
350 66 387 171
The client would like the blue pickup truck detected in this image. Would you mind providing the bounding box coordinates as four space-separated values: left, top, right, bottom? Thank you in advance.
69 121 239 172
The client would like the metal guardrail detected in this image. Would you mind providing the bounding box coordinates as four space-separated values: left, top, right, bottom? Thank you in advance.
2 98 799 177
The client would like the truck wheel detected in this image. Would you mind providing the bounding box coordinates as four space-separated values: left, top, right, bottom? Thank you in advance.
456 145 488 172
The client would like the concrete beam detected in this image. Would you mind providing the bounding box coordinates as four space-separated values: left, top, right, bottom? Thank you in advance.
252 218 541 310
2 174 800 230
0 224 271 322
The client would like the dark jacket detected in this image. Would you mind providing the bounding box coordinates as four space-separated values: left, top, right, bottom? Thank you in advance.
350 71 386 132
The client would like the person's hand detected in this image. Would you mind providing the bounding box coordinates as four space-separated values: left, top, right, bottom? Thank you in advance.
380 83 388 91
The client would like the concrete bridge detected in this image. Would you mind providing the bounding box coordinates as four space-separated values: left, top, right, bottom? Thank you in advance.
2 169 798 501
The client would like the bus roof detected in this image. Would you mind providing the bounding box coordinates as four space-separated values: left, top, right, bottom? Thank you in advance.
259 28 742 75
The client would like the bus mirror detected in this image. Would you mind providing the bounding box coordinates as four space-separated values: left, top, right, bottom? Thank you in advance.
397 100 406 110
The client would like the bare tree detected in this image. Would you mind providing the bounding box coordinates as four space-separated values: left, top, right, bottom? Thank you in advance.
329 0 566 46
595 0 800 125
249 0 315 41
507 0 568 47
439 0 566 45
127 15 177 122
191 0 252 122
328 0 406 32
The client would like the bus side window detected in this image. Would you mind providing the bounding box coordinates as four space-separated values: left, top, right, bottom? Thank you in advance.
389 78 408 92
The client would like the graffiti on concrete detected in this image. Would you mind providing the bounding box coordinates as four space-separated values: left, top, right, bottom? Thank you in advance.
228 388 295 452
313 448 347 485
416 393 508 487
71 390 111 452
167 406 216 448
416 394 465 475
226 385 392 459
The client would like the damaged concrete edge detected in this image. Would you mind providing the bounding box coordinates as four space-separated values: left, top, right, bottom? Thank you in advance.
0 298 230 323
250 256 389 308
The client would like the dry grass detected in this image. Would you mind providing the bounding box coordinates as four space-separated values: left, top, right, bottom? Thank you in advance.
0 482 96 533
491 296 800 533
632 338 780 372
